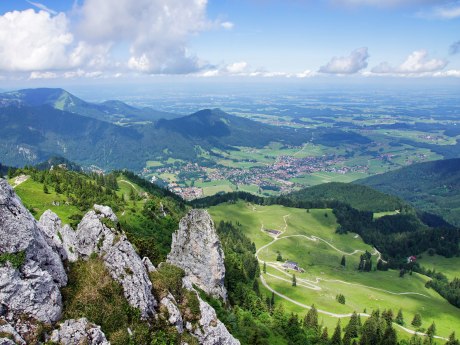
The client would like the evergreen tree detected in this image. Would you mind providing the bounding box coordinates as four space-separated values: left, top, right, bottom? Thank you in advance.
330 320 342 345
445 332 460 345
411 313 422 327
409 334 422 345
344 311 359 338
270 292 275 310
382 309 393 326
292 274 297 287
381 325 397 345
341 255 346 267
426 322 436 338
276 252 283 261
304 304 319 333
395 309 404 325
43 184 49 194
252 279 260 296
263 261 266 274
320 327 329 344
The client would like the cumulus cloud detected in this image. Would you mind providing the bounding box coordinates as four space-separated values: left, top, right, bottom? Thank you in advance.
0 10 74 72
431 3 460 18
319 47 369 74
221 21 234 30
29 71 58 79
450 41 460 55
77 0 209 74
372 50 448 75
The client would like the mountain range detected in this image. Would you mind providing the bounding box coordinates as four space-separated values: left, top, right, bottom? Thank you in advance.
0 88 370 170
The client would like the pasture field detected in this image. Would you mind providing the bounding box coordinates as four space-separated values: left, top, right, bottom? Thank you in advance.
209 201 460 339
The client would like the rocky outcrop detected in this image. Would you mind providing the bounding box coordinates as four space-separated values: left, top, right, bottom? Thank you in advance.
167 209 227 301
50 318 109 345
0 318 25 345
182 277 239 345
160 293 183 333
73 206 157 319
39 210 78 262
0 179 65 325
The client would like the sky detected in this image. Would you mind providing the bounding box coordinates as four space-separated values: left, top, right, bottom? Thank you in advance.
0 0 459 86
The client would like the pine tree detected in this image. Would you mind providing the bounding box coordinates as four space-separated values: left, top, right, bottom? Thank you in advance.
252 279 260 296
320 327 329 343
381 325 397 345
344 311 359 338
330 320 342 345
276 252 283 261
411 313 422 327
304 304 319 333
263 261 266 274
292 274 297 287
395 309 404 325
426 322 436 338
43 184 49 194
341 255 346 267
445 332 460 345
270 292 275 310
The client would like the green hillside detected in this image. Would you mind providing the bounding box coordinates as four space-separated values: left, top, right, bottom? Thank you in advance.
208 201 460 340
357 159 460 226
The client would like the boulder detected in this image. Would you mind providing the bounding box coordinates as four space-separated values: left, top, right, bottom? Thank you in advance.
50 318 109 345
160 293 183 333
167 210 227 301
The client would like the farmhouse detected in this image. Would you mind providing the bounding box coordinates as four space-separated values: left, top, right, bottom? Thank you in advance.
283 260 305 272
265 228 281 236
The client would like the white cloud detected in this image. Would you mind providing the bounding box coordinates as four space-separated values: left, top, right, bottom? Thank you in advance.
319 47 369 74
0 10 74 72
433 69 460 77
372 50 448 74
431 3 460 18
221 21 234 30
29 71 58 79
77 0 209 74
296 69 316 78
226 61 249 74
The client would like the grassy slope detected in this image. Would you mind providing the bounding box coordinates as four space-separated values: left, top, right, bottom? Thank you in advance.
11 177 81 224
418 254 460 281
209 201 460 339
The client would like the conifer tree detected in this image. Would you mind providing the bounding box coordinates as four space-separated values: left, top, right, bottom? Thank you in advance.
411 313 422 327
292 274 297 287
426 321 436 338
304 304 319 333
445 332 460 345
330 320 342 345
344 311 359 338
341 255 346 266
395 309 404 325
263 261 266 274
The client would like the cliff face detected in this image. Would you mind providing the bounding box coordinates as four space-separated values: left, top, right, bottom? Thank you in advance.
0 179 65 333
167 209 228 301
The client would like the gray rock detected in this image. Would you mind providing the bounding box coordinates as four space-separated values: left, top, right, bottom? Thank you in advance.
160 293 183 333
0 179 65 325
142 257 157 273
74 206 157 319
182 278 239 345
167 209 227 301
38 210 78 262
0 318 26 345
0 339 15 345
0 179 67 288
50 318 109 345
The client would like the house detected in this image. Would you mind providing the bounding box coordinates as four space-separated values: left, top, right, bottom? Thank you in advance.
407 255 417 263
283 260 300 271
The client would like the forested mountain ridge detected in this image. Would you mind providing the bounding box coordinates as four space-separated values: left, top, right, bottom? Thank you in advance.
357 158 460 227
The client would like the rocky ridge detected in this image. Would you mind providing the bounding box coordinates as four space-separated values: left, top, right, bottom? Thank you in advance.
0 178 240 344
167 209 228 301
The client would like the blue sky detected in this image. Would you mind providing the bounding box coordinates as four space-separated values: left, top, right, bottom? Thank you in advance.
0 0 459 83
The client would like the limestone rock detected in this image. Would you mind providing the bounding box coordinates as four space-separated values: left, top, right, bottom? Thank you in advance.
38 210 78 262
0 318 26 345
167 209 227 301
142 257 157 273
50 318 109 345
0 339 15 345
182 278 239 345
0 179 65 324
74 206 157 319
160 293 183 333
